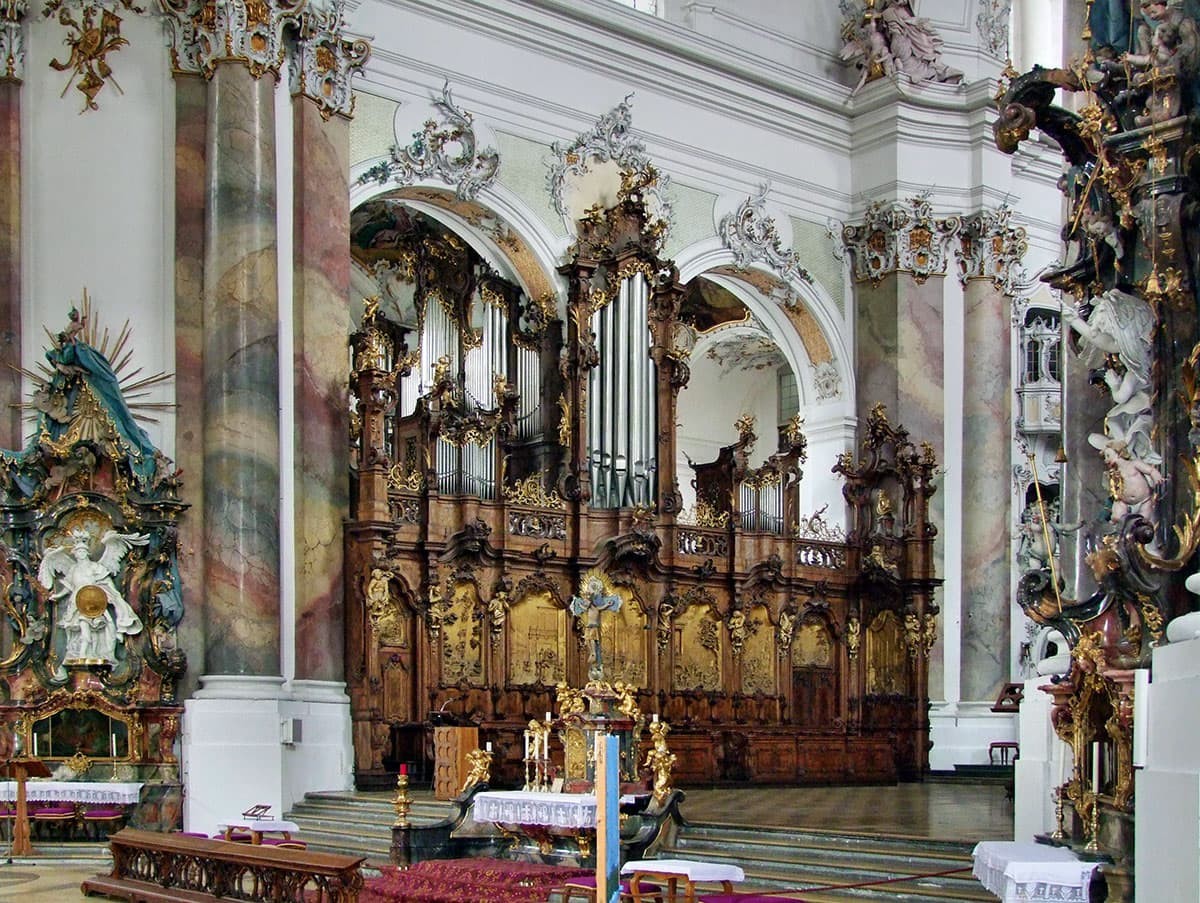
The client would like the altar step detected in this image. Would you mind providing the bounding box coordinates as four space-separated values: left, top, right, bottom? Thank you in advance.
661 823 991 902
285 791 452 861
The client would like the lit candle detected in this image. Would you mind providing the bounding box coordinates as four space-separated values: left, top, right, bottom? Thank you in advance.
399 763 407 776
1092 743 1101 795
32 733 37 757
486 742 493 753
545 711 552 722
652 713 659 723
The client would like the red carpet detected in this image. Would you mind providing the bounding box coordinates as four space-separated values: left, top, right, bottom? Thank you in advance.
362 858 592 903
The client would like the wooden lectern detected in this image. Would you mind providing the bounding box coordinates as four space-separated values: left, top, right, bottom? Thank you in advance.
2 757 52 857
432 726 478 800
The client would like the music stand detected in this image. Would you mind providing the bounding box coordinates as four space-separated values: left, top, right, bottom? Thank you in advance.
2 757 52 859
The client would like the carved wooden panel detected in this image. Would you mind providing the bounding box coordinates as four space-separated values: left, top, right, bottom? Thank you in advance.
507 590 566 686
442 583 484 686
740 603 776 695
866 610 909 696
599 586 648 686
792 621 834 668
748 735 797 781
672 602 722 691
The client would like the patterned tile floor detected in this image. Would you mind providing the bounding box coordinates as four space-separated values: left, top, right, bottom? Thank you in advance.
0 782 1012 901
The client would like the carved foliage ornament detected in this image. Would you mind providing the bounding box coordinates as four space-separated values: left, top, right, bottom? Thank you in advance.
831 193 964 286
718 185 813 287
547 96 673 235
1 0 27 82
976 0 1011 59
162 0 305 79
42 0 145 111
288 0 369 120
357 82 499 201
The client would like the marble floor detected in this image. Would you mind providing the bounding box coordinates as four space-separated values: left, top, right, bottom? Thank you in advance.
0 781 1012 901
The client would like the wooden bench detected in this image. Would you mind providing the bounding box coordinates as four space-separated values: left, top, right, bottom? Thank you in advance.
81 827 365 902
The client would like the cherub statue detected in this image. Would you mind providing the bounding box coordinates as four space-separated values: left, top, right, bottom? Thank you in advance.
642 720 676 804
1016 499 1084 573
727 608 748 656
777 608 798 654
38 527 147 664
1091 435 1164 526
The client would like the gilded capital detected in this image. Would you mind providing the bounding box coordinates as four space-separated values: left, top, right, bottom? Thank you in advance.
957 203 1028 295
162 0 306 79
831 192 962 286
289 0 370 120
1 0 28 83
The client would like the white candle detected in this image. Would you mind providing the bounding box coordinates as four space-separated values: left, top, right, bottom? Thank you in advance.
486 741 492 753
1092 743 1101 795
32 734 37 757
111 732 118 759
652 713 659 723
545 711 552 722
524 734 529 760
1057 742 1066 787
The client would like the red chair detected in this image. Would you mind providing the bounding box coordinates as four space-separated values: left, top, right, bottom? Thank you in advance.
31 804 78 840
81 806 126 840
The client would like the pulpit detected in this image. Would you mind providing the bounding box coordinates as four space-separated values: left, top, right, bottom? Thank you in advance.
433 725 478 800
2 756 52 857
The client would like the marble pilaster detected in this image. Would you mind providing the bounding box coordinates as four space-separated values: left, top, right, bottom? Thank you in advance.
201 63 281 676
290 97 351 682
0 80 19 451
173 73 208 695
957 208 1024 702
0 2 24 451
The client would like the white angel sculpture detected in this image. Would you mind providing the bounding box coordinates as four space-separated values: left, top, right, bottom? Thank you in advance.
38 527 147 663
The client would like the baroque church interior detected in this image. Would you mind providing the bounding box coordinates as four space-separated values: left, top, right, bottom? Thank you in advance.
1 1 1200 901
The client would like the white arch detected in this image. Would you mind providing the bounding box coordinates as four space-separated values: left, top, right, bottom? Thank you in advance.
673 238 855 410
348 161 569 311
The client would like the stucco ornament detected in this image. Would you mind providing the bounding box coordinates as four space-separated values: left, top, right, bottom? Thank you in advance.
289 0 370 120
547 96 673 236
812 360 842 400
0 0 27 82
718 185 813 287
831 193 962 285
839 0 963 94
957 204 1029 295
162 0 305 79
976 0 1012 59
357 82 500 201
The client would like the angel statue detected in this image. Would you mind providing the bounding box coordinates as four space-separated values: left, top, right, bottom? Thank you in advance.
38 527 147 665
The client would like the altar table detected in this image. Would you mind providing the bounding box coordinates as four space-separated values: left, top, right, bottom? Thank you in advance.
0 780 143 805
216 818 301 844
621 858 745 903
972 841 1100 903
472 790 637 830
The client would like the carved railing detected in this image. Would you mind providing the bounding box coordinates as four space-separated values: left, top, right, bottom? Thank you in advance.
82 828 366 902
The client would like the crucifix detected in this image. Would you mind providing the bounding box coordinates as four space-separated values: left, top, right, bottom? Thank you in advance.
569 570 623 682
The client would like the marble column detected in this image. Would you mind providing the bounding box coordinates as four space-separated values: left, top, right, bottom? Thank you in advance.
0 3 25 452
289 19 368 683
840 196 957 696
201 63 281 677
957 209 1024 702
172 72 209 696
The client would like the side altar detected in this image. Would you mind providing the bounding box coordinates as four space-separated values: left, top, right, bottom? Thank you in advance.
0 300 188 837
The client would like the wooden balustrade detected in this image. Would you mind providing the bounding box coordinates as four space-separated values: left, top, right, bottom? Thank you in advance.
81 828 366 902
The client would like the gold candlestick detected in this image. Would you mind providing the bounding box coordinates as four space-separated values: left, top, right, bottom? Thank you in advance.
392 772 412 827
1050 785 1067 842
1083 791 1102 854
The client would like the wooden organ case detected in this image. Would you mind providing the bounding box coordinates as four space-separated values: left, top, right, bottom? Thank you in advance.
345 183 940 790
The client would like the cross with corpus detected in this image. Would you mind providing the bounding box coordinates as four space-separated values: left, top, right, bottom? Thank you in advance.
569 569 622 682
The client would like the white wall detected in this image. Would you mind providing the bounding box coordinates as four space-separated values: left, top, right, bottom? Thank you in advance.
21 14 175 457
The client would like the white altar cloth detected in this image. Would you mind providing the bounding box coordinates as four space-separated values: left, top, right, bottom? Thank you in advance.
972 841 1100 903
621 858 745 883
0 780 143 805
473 790 636 829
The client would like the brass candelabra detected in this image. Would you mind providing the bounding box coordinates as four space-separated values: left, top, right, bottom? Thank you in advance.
1050 784 1067 842
392 772 412 827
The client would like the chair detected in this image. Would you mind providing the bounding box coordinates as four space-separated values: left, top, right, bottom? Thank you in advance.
214 830 254 843
261 837 308 849
31 804 78 840
559 874 661 903
82 806 127 840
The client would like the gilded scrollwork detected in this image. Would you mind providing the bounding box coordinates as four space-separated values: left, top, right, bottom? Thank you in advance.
365 569 406 647
289 0 371 121
42 0 145 113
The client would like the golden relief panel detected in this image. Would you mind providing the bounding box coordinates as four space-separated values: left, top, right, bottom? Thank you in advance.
741 604 776 695
792 621 834 668
671 602 722 692
442 582 484 686
865 610 909 696
599 587 648 686
507 590 566 686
